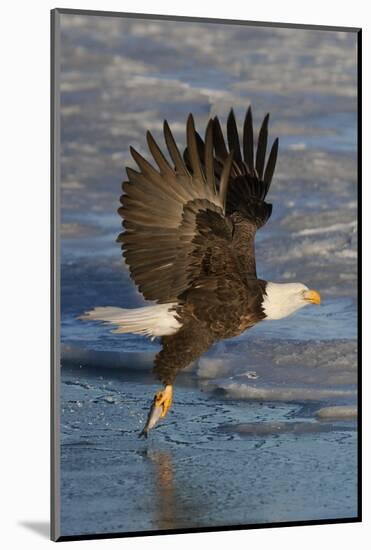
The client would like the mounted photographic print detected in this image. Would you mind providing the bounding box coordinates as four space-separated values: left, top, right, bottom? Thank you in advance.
51 8 361 541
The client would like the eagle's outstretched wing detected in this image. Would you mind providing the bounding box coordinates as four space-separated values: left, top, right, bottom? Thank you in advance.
117 109 279 304
183 108 279 278
184 107 279 226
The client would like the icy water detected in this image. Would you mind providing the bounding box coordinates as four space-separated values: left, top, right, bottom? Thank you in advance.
58 14 358 537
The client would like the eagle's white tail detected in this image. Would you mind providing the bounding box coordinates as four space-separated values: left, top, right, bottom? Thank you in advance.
79 303 181 338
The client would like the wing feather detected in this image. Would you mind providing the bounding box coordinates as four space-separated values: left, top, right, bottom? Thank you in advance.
146 131 173 176
204 120 216 194
263 137 279 191
227 109 242 164
243 106 254 173
163 120 188 175
212 116 229 160
255 113 269 181
186 114 204 182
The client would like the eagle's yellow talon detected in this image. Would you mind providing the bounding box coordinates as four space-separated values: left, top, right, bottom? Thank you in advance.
154 385 173 418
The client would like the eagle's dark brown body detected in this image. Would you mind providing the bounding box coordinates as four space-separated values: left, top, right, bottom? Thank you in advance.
116 107 279 386
155 277 267 385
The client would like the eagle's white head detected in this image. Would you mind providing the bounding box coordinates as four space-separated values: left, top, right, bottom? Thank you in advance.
262 282 321 321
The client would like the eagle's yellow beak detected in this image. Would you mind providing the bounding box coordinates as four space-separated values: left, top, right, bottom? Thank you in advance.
303 289 321 305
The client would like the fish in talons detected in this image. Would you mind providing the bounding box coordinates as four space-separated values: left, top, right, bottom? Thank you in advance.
139 385 173 438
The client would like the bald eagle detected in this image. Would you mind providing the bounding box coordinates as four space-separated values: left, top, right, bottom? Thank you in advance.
81 107 320 436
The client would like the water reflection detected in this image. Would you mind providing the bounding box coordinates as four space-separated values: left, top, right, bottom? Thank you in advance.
145 448 176 529
143 446 208 530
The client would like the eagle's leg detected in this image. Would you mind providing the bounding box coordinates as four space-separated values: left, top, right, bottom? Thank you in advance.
154 384 173 418
140 322 215 436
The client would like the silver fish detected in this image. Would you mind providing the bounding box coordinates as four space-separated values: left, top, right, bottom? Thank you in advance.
139 399 163 438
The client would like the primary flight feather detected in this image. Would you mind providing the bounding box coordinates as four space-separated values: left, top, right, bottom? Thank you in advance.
80 107 320 436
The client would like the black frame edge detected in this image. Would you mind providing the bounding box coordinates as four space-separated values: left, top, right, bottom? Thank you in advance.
56 517 361 542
